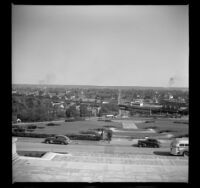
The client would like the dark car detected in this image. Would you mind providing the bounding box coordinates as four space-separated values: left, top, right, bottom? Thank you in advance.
44 135 71 145
138 138 160 148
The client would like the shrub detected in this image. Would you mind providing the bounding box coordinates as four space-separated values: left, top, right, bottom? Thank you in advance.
12 128 25 133
173 121 188 124
158 130 173 133
105 119 112 122
66 134 101 141
27 125 37 129
103 125 117 128
145 120 155 123
74 117 85 121
46 123 60 126
12 132 55 138
26 129 34 132
144 126 157 129
12 125 19 129
11 131 101 141
65 118 75 122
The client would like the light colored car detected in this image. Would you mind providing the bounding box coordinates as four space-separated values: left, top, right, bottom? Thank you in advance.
170 137 189 156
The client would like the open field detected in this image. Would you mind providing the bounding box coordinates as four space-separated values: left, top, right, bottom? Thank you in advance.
13 120 122 135
135 119 188 137
13 117 188 139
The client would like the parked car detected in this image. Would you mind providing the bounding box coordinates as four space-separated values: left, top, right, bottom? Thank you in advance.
170 137 189 157
138 138 160 148
44 135 71 145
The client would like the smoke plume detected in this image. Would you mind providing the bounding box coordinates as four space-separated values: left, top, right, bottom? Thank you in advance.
39 73 56 85
168 77 175 87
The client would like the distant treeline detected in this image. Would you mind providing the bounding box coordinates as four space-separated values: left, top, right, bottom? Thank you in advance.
12 83 188 91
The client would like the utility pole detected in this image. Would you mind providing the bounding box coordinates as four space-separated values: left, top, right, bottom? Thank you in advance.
118 89 122 117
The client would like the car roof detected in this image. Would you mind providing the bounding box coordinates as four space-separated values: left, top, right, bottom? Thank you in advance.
176 137 188 140
171 139 188 144
147 138 157 140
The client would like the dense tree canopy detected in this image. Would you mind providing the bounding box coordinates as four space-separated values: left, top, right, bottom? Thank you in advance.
12 96 56 122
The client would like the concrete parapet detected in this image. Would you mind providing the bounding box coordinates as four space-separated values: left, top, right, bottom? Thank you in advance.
12 137 19 162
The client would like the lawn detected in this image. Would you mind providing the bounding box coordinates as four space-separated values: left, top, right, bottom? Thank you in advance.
13 118 188 139
135 119 188 137
25 120 122 135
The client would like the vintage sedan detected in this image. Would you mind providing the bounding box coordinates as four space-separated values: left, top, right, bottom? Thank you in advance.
138 138 160 148
44 135 71 145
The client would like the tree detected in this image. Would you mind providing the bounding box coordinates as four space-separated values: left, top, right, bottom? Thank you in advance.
80 104 89 117
65 105 79 118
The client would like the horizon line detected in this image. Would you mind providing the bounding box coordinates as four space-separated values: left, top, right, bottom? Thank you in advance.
12 83 189 89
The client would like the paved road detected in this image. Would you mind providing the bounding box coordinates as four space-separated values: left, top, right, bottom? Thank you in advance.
16 140 181 158
14 141 188 182
16 136 172 148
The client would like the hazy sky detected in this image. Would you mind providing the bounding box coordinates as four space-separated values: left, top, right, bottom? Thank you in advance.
12 5 189 87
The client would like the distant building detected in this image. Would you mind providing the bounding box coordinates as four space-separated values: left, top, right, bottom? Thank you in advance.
81 98 96 103
57 92 66 99
106 114 114 118
48 93 57 98
12 90 17 94
131 99 144 106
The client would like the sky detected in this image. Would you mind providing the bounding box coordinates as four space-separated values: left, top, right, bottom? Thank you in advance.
12 5 189 87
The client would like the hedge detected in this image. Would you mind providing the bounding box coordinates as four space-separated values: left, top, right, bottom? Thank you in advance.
12 132 55 138
12 128 25 133
173 121 188 124
46 123 60 126
144 126 157 129
79 130 100 135
66 134 101 141
12 132 102 141
27 125 37 129
145 120 155 123
158 130 173 133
